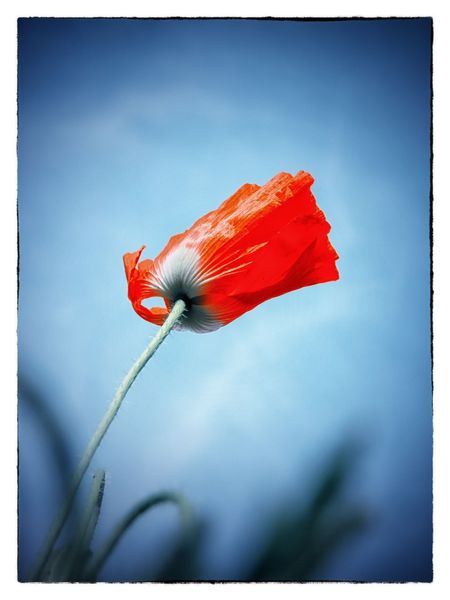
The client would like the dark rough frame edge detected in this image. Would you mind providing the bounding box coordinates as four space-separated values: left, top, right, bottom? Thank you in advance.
16 15 434 585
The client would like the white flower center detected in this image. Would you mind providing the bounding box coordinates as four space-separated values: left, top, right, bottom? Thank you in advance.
150 244 221 333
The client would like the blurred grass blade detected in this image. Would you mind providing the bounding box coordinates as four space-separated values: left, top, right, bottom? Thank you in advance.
84 491 194 582
247 441 369 581
19 378 74 492
56 469 106 581
18 377 80 581
153 517 206 582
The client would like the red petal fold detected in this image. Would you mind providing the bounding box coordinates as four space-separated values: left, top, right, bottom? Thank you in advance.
123 245 169 326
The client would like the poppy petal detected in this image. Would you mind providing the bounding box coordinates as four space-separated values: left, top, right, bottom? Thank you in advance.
123 171 339 332
206 221 339 325
123 245 170 326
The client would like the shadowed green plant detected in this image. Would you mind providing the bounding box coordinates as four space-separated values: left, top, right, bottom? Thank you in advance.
28 300 187 581
20 367 369 582
19 378 75 497
83 490 195 582
245 442 370 582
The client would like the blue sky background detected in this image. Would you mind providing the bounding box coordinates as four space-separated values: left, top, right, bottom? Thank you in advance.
18 18 432 582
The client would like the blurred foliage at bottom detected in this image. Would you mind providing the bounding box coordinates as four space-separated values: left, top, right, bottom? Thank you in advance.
19 377 370 583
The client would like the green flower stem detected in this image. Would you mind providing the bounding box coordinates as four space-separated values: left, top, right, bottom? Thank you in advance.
31 299 186 581
58 469 106 582
84 491 193 581
74 470 106 562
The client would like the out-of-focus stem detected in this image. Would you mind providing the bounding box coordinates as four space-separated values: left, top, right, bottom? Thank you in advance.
84 491 193 581
30 299 186 581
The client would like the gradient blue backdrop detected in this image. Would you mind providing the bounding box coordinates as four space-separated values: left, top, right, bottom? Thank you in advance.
18 18 432 581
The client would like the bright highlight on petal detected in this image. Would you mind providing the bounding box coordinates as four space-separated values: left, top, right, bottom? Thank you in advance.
123 171 339 332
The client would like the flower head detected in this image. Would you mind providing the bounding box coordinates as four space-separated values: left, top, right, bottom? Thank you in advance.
123 171 339 332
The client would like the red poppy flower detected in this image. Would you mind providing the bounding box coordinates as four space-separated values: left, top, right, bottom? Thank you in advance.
123 171 339 332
